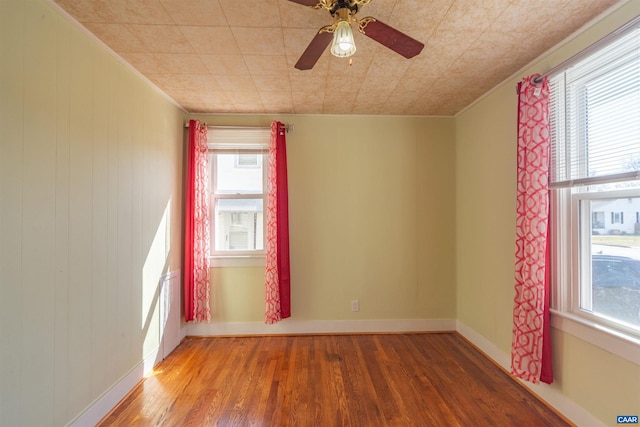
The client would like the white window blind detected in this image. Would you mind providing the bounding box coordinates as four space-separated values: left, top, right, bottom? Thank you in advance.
208 128 270 153
549 24 640 188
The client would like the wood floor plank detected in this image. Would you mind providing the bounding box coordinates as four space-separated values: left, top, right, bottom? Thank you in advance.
98 333 573 427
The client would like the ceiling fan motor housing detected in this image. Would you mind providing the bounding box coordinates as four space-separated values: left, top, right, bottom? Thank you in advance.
329 0 359 17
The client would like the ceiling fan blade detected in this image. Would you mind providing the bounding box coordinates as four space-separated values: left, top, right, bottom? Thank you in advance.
360 19 424 59
295 31 333 70
287 0 321 6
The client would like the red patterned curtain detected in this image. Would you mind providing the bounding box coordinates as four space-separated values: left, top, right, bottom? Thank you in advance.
265 121 291 324
511 75 553 384
184 120 211 323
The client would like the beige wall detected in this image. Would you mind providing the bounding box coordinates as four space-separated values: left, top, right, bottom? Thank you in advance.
191 114 457 323
455 2 640 425
0 1 184 425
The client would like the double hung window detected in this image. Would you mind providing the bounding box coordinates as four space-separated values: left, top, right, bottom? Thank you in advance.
208 128 270 262
550 20 640 344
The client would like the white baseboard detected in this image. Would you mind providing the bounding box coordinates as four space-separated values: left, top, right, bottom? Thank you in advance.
456 321 606 427
186 318 457 336
68 347 160 427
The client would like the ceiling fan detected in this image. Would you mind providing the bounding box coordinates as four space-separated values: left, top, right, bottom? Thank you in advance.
289 0 425 70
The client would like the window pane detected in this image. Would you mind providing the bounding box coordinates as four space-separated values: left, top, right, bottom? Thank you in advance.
550 27 640 186
215 153 263 194
236 154 259 167
582 197 640 328
214 199 264 251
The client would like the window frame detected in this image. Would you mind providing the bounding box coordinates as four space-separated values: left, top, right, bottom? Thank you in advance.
207 129 270 268
551 189 640 365
548 18 640 366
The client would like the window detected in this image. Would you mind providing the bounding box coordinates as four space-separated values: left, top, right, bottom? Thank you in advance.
208 128 270 265
236 154 259 168
550 20 640 346
592 211 605 229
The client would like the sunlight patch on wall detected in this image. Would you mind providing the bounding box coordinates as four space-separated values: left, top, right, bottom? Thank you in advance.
142 200 172 358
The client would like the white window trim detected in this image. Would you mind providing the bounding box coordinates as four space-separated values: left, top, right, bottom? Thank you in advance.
546 17 640 365
551 185 640 366
550 310 640 365
207 128 270 267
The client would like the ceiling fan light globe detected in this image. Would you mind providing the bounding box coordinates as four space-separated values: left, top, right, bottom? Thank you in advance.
330 20 356 58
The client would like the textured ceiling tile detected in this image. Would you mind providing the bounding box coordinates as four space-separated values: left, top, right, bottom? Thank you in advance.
387 0 455 31
252 75 292 92
395 76 432 93
229 91 263 104
425 28 484 59
289 73 328 93
526 28 570 56
324 75 364 96
323 94 358 114
180 27 240 55
351 102 383 115
259 91 293 105
164 89 234 111
261 96 295 114
244 55 290 76
357 80 399 103
160 0 228 27
470 31 525 59
200 55 249 75
54 0 104 22
436 0 511 33
405 95 446 115
540 0 620 35
147 73 223 91
119 52 171 74
107 0 175 24
278 1 332 29
383 92 423 115
233 103 267 114
214 75 258 92
447 55 515 80
403 55 453 80
83 23 147 52
55 0 174 24
358 0 397 22
492 3 560 34
154 53 210 74
192 100 238 114
123 24 194 53
232 28 286 56
327 48 373 71
292 90 325 112
219 0 282 27
365 50 413 78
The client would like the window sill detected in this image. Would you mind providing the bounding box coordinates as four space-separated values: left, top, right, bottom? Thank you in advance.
550 309 640 366
210 255 265 268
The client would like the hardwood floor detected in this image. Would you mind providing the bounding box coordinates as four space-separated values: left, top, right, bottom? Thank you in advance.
99 333 572 426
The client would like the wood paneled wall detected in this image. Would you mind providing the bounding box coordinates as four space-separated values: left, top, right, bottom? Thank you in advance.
0 1 184 425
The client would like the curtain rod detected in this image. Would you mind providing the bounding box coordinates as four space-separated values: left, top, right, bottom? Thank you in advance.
533 14 640 83
184 123 294 133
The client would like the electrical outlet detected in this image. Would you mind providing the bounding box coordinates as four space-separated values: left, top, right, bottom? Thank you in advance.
351 299 359 312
